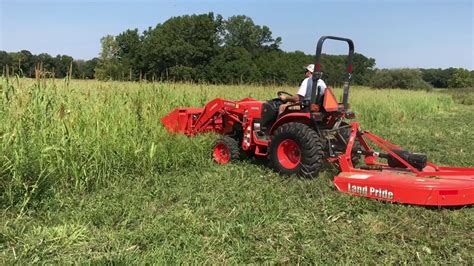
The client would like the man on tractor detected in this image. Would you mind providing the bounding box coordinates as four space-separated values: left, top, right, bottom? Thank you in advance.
277 64 327 115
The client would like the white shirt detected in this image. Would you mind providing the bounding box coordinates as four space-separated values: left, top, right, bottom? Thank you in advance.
297 77 327 98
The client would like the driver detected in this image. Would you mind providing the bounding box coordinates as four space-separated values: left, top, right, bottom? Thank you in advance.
278 64 327 114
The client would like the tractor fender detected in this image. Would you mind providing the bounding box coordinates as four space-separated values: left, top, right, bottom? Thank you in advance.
269 113 312 135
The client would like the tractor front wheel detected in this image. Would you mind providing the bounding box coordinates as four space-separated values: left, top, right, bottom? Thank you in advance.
269 122 324 177
212 136 240 164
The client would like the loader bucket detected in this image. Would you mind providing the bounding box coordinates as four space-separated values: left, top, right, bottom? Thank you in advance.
161 108 203 135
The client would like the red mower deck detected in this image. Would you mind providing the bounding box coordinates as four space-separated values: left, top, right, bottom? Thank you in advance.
332 123 474 206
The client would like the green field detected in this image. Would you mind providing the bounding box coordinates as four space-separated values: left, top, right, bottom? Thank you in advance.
0 78 473 263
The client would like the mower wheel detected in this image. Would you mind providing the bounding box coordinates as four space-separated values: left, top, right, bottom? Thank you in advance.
212 136 240 164
269 122 324 177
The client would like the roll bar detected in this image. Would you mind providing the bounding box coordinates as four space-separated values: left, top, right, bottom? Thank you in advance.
310 36 355 111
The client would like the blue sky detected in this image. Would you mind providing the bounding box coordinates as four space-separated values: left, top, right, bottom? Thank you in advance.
1 0 473 69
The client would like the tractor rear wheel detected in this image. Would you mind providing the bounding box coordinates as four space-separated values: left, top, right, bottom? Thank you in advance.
212 136 240 164
269 122 324 177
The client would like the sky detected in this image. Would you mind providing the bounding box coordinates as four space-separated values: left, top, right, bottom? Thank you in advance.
0 0 473 69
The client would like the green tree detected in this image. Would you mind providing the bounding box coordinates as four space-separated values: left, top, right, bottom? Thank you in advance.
141 13 221 80
447 68 473 88
95 35 124 80
35 53 56 76
280 51 314 85
54 55 75 78
75 58 99 79
222 15 281 53
9 50 34 76
206 47 260 84
352 53 376 85
254 50 312 85
254 50 290 84
370 68 432 90
0 51 12 75
420 68 458 88
115 29 143 80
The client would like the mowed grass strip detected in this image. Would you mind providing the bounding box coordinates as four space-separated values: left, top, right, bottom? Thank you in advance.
0 78 473 263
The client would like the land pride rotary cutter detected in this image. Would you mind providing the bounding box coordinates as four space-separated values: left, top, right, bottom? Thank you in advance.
161 36 474 206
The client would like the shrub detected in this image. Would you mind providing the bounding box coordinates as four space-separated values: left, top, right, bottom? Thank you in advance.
370 68 432 90
447 68 474 88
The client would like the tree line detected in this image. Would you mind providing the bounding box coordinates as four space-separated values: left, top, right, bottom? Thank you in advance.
1 13 472 89
370 68 474 90
0 50 98 79
93 13 376 86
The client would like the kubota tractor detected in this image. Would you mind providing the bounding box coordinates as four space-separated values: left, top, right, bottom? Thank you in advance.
161 36 474 206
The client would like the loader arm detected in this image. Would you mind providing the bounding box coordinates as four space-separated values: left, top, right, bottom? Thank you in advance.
192 98 242 135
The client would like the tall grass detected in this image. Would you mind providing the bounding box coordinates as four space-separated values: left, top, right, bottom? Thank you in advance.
0 79 213 210
0 78 458 210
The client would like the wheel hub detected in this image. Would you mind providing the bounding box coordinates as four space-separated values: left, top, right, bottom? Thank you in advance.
213 143 230 164
277 139 301 169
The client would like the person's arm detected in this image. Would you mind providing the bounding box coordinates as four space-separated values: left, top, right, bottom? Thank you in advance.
281 79 306 102
281 94 302 102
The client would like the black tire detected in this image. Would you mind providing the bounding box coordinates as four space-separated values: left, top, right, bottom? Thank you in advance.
212 136 240 164
269 122 324 178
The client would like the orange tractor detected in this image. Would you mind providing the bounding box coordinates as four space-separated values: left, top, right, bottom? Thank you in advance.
162 36 474 206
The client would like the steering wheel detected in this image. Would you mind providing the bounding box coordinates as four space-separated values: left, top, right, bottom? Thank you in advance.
277 91 293 98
